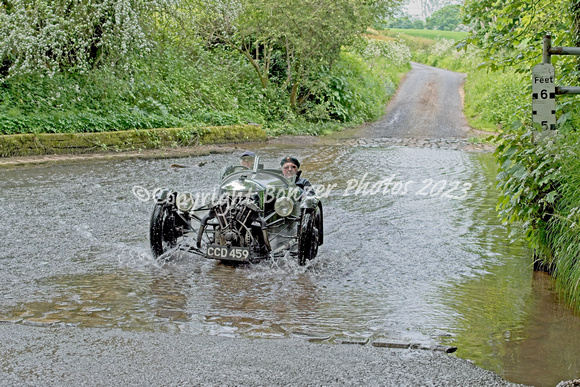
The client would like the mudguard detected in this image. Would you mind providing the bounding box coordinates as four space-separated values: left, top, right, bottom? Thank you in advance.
154 188 173 204
300 198 324 245
300 196 319 210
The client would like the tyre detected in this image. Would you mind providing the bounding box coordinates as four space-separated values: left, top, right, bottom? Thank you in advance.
297 209 321 266
150 203 178 258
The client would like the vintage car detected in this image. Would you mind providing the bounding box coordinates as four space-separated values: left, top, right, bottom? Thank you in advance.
149 156 323 265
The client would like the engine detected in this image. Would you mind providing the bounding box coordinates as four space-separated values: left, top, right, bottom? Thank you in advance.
210 196 261 248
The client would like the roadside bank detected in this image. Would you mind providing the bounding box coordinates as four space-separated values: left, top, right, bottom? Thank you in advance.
0 124 266 158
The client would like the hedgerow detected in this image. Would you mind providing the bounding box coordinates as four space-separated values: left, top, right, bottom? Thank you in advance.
0 0 407 136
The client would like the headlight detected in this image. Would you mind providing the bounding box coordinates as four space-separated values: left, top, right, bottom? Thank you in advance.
176 192 194 212
275 197 294 217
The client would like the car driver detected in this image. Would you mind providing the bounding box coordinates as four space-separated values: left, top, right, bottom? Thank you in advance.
240 150 256 169
280 156 314 195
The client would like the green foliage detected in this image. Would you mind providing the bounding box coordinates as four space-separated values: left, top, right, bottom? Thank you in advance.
425 5 462 31
305 51 393 124
494 124 562 252
291 37 410 124
0 1 411 137
413 20 426 30
546 133 580 306
0 47 254 134
267 41 410 134
464 69 528 130
462 0 580 80
197 0 403 108
0 33 410 135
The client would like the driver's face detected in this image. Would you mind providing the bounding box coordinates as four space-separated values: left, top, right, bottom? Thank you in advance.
240 157 254 168
282 162 298 178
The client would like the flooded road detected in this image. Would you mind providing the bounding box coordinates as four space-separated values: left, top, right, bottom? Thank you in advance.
1 142 579 386
2 62 579 386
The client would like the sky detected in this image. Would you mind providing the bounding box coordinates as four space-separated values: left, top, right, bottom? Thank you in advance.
403 0 463 20
405 0 423 18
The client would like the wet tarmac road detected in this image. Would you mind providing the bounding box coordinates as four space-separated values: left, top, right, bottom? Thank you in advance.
358 62 470 139
0 323 520 386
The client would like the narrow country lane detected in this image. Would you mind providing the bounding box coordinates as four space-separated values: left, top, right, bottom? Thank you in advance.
359 62 470 139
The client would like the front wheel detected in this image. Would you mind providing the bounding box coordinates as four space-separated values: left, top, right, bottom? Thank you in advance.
297 209 321 266
150 203 178 258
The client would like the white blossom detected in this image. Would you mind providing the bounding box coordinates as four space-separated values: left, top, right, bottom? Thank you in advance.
0 0 156 79
358 37 411 67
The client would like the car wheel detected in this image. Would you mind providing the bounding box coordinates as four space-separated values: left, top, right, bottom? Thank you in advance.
297 209 320 266
150 203 178 258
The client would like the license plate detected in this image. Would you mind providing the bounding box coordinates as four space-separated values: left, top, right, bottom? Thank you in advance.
206 245 250 261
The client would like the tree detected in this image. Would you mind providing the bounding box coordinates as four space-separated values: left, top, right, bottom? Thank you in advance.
387 16 424 29
413 19 426 29
197 0 403 109
0 0 153 79
425 4 461 30
461 0 576 75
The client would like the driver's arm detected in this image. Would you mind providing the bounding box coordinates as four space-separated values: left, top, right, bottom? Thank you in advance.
221 165 236 179
297 177 315 196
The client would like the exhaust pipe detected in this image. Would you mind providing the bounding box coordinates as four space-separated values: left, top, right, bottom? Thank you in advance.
197 214 211 248
260 219 271 252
